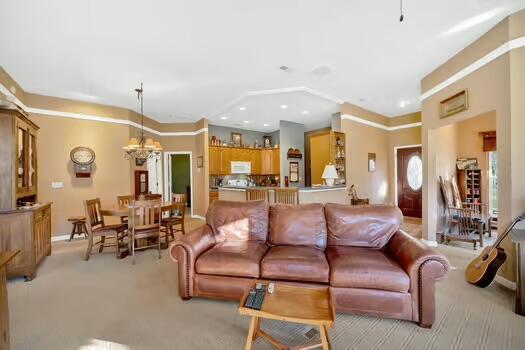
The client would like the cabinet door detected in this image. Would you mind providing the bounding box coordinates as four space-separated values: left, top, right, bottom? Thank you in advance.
27 129 37 193
261 150 272 175
251 150 261 175
220 148 232 175
272 149 280 175
33 206 51 263
209 147 220 175
15 123 27 194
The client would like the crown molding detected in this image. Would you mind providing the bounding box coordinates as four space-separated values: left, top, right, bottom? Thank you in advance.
0 82 207 136
420 36 525 101
341 114 422 131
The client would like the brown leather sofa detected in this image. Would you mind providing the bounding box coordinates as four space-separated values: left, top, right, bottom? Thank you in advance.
170 200 449 328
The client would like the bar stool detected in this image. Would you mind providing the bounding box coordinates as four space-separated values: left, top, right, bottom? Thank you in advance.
68 216 88 241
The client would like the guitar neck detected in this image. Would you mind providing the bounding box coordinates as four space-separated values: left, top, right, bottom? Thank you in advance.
493 215 525 248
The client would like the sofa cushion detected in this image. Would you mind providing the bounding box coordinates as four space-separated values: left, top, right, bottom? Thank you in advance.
196 241 268 278
261 246 329 283
325 204 402 248
206 200 269 242
326 246 409 293
269 204 327 248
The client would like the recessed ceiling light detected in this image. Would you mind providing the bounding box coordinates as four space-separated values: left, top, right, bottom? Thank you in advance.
263 123 270 127
220 116 228 120
302 110 309 115
243 120 250 124
239 106 247 111
280 66 289 71
399 100 411 108
280 105 288 109
359 98 366 102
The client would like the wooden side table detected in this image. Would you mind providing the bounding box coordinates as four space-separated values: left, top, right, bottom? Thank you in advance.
512 227 525 316
1 251 20 350
239 283 335 350
68 216 88 241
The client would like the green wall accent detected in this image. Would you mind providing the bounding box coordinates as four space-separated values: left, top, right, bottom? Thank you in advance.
171 154 191 206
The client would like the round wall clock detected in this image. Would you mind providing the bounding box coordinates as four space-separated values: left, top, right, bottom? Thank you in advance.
70 147 95 178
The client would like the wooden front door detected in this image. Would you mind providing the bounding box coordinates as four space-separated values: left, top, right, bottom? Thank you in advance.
397 147 422 218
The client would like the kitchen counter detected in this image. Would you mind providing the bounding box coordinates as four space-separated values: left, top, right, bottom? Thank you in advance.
0 202 52 214
218 185 348 204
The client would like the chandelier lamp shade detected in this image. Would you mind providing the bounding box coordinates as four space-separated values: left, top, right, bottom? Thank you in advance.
123 83 163 160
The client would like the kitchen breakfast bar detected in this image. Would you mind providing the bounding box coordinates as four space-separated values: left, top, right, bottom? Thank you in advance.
217 185 348 204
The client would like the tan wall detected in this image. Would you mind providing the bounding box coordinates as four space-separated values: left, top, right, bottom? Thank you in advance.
421 9 525 281
310 133 331 185
30 114 131 235
341 119 390 204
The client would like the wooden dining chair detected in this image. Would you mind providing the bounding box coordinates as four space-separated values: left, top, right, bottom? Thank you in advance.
129 199 162 264
117 195 134 225
83 198 128 261
274 188 299 205
161 194 187 243
246 188 270 202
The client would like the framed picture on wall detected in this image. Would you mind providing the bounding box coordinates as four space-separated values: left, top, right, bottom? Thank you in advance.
368 153 376 172
231 132 242 147
197 156 204 168
135 158 146 166
440 89 468 118
289 161 299 182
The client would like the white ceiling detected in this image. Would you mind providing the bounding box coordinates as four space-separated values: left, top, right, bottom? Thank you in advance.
1 0 524 131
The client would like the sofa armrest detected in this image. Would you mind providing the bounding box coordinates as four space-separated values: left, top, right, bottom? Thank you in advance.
386 230 450 328
169 224 216 299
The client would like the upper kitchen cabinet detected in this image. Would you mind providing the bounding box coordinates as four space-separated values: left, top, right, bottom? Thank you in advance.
209 147 221 175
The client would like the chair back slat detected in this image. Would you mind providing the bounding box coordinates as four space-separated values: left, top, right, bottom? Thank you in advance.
169 193 187 217
84 198 104 229
274 188 299 205
130 199 162 231
246 188 269 202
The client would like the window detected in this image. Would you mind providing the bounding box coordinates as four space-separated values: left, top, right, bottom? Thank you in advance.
406 155 422 191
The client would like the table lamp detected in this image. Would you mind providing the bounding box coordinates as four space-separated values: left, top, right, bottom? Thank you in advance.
322 164 338 186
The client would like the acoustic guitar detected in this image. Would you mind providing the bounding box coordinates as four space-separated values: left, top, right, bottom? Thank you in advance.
466 214 525 287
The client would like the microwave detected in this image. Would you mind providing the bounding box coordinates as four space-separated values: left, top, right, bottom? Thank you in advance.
231 161 251 174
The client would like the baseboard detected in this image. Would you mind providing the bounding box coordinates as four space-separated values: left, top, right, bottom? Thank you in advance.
494 275 516 291
192 215 205 221
421 239 438 247
51 234 71 242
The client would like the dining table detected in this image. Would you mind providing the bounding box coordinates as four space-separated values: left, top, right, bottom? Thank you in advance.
100 201 184 258
100 201 182 217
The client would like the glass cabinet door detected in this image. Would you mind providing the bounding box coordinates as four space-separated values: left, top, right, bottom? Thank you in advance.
16 126 27 191
28 133 36 190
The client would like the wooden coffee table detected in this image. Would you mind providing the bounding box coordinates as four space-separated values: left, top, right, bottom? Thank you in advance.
239 283 335 350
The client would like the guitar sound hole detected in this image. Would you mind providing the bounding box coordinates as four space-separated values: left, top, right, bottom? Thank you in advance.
482 255 488 261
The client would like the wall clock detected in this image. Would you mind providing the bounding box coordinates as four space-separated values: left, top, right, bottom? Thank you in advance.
70 146 95 178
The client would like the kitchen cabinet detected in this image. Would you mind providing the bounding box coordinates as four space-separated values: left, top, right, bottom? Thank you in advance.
209 147 221 175
210 146 280 176
272 148 280 174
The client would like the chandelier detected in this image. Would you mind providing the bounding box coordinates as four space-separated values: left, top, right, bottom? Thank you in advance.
123 83 163 161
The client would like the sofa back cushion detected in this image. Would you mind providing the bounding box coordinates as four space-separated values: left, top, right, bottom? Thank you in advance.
269 203 327 249
206 200 269 242
325 204 402 248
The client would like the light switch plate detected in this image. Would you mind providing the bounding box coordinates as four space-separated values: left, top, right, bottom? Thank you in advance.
51 182 64 189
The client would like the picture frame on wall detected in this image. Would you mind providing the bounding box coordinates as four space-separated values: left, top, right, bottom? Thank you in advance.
263 135 272 148
440 89 468 118
135 158 146 166
197 156 204 168
231 132 242 147
289 161 299 182
368 153 376 172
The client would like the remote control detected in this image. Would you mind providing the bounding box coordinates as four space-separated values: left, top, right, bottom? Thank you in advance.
268 283 275 294
252 285 266 310
245 288 256 308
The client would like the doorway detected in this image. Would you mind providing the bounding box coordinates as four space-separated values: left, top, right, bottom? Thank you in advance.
164 152 192 216
396 146 423 218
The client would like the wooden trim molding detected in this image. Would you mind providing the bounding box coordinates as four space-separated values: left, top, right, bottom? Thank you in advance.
420 36 525 101
0 82 207 136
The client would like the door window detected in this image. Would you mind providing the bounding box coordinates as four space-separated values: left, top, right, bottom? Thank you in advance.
406 155 422 191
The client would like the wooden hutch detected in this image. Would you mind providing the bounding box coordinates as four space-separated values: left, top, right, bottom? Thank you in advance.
457 169 482 205
0 105 52 281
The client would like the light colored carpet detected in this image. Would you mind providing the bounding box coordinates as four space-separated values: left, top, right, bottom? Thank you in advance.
7 222 525 349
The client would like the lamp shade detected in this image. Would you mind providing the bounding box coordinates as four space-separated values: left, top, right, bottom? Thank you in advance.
322 164 338 179
322 164 338 186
